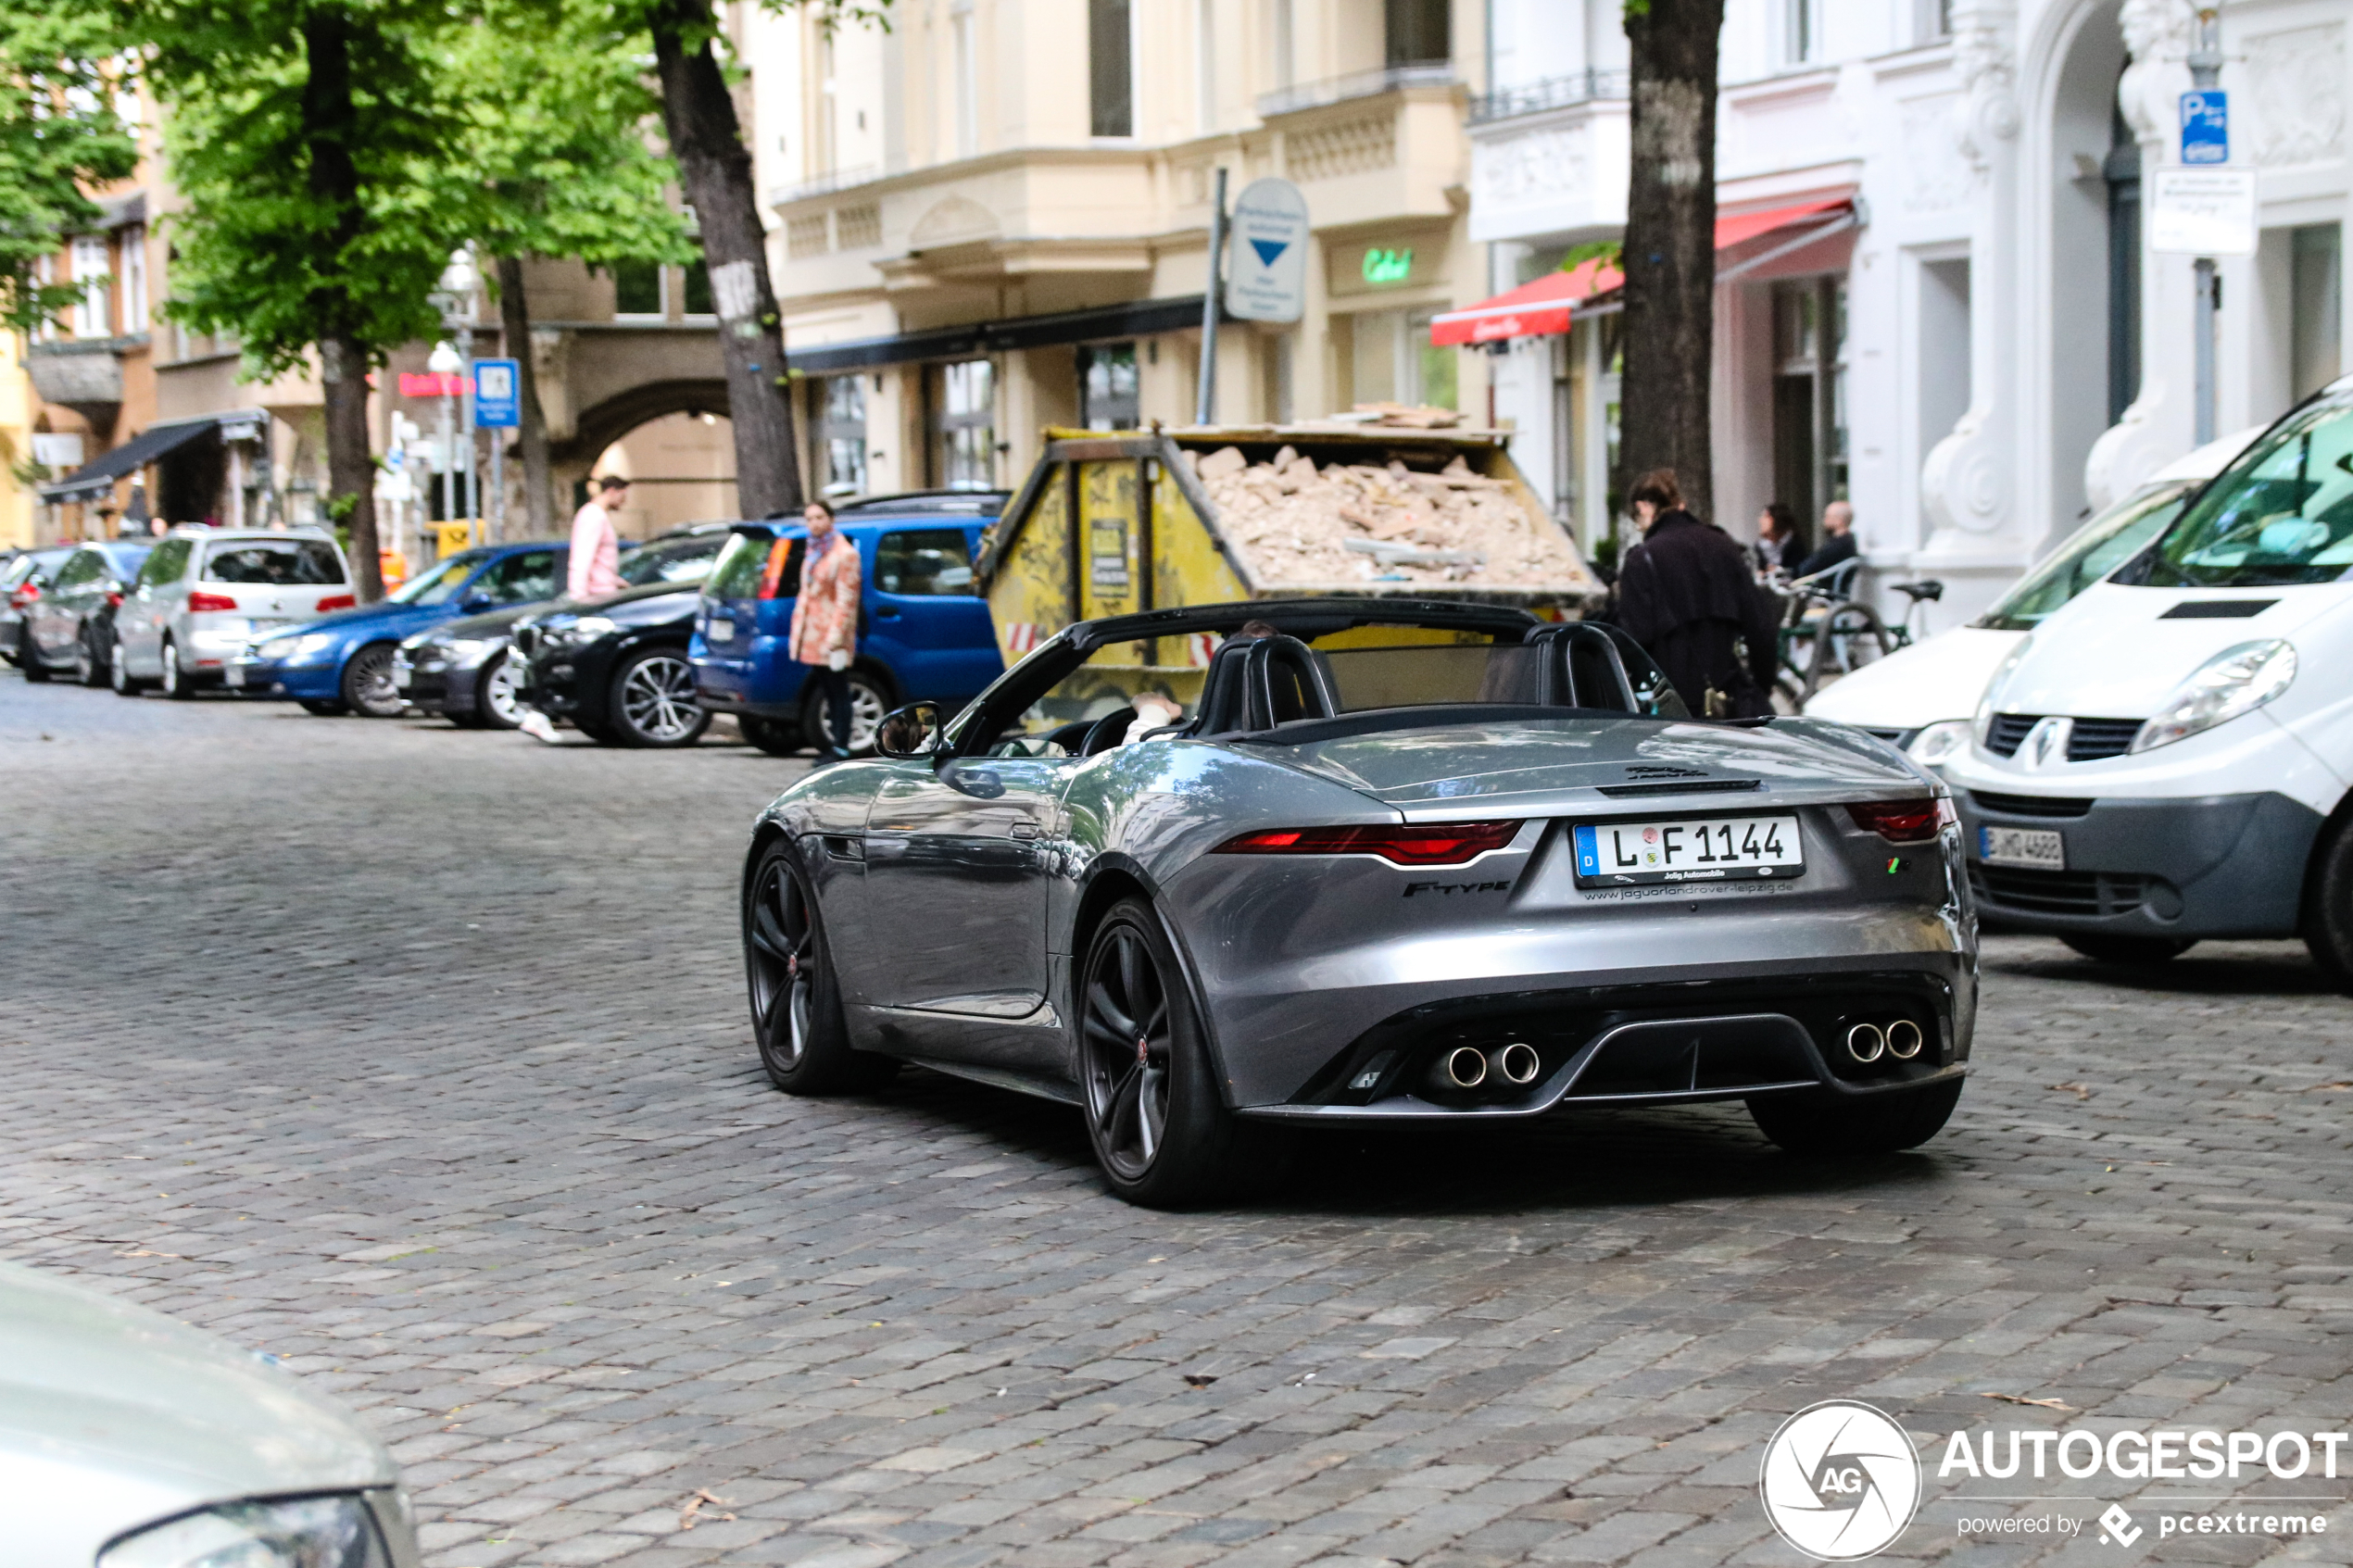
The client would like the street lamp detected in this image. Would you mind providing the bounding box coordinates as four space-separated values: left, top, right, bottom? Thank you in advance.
427 339 462 558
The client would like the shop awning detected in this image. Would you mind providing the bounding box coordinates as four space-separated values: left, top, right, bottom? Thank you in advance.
787 295 1212 374
37 410 268 503
1428 197 1857 347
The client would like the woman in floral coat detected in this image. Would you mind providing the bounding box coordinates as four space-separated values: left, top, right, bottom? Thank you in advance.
788 498 862 760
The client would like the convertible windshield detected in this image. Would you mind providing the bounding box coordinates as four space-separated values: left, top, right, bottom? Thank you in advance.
1976 484 2189 630
2138 395 2353 586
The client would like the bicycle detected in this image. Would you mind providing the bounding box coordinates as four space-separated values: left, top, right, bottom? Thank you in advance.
1769 564 1943 711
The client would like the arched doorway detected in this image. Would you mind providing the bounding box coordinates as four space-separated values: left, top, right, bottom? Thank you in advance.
543 378 734 535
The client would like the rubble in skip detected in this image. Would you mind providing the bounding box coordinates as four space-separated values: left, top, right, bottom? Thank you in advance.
1180 442 1589 588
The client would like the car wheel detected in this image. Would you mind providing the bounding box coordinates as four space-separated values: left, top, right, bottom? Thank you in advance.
298 698 349 716
738 713 802 756
744 839 893 1094
341 643 406 718
799 667 890 756
109 632 147 696
20 634 50 682
2302 815 2353 991
158 638 195 699
610 647 710 747
473 648 525 730
1078 897 1286 1208
2060 934 2197 965
1747 1079 1964 1157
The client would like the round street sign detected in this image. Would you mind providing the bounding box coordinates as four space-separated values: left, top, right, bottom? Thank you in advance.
1225 177 1310 323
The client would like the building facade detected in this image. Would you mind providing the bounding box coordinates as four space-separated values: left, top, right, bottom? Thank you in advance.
1466 0 2350 628
743 0 1494 498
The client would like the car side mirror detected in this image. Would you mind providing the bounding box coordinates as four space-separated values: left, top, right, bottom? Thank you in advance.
875 701 946 759
459 592 495 612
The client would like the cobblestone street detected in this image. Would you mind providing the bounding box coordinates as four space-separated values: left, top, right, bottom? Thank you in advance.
3 672 2348 1568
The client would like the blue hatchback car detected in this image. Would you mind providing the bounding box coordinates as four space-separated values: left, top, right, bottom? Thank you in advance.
691 495 1004 755
231 540 568 717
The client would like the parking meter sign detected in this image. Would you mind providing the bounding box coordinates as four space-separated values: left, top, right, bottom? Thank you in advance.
1225 178 1310 323
472 358 522 428
2182 91 2229 166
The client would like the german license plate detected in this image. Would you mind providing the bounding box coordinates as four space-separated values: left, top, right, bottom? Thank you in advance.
224 664 245 688
706 619 735 643
1573 815 1804 886
1980 825 2063 869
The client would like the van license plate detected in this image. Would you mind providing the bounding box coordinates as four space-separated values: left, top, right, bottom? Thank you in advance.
1980 825 2064 869
1573 815 1803 885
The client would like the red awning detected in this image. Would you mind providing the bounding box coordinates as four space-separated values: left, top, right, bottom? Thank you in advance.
1429 197 1856 347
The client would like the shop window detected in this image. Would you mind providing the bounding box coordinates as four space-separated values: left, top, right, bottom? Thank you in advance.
1770 276 1848 528
1090 0 1132 136
1410 309 1457 411
1384 0 1448 67
1344 309 1456 411
1918 257 1971 474
1079 343 1140 430
932 359 996 490
818 375 868 495
2293 223 2342 402
611 258 663 317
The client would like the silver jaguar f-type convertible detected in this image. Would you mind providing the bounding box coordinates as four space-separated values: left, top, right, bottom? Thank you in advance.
740 597 1976 1206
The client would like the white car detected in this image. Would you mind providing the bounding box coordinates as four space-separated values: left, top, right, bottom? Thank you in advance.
1943 383 2353 975
113 528 355 698
1804 427 2260 770
0 1258 420 1567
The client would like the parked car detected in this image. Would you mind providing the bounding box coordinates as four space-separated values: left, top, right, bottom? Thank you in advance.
741 597 1976 1205
514 579 712 746
1944 378 2353 976
19 540 151 685
1 546 73 668
231 540 566 716
0 1257 422 1568
1805 426 2259 769
692 493 1005 756
110 527 354 698
397 530 726 729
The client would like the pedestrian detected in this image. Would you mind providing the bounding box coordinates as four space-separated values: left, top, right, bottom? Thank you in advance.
791 497 862 762
1755 502 1806 577
1611 469 1780 717
568 475 628 601
1793 498 1857 579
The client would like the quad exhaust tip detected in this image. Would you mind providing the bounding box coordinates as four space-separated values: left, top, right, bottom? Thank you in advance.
1491 1042 1541 1085
1844 1018 1927 1064
1435 1046 1488 1090
1845 1022 1886 1063
1885 1019 1924 1060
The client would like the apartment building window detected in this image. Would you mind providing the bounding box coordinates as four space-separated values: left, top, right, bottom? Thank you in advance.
2106 103 2142 424
1785 0 1822 65
1196 0 1216 132
70 233 111 337
2292 223 2344 401
1913 0 1952 44
952 0 978 157
818 375 869 495
1274 0 1295 88
932 359 996 489
682 260 713 318
1079 343 1140 430
1385 0 1448 67
612 259 664 317
31 255 56 341
120 224 148 332
1090 0 1132 137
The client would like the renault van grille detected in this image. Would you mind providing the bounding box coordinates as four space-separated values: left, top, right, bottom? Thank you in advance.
1984 715 2141 762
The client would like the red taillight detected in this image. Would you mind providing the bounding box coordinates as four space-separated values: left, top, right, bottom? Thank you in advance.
1212 821 1523 866
756 537 793 599
11 584 39 608
106 588 124 607
316 594 355 612
187 590 239 613
1846 799 1944 843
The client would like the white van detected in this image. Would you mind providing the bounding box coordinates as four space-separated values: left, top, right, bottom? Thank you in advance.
1805 427 2258 767
1943 385 2353 980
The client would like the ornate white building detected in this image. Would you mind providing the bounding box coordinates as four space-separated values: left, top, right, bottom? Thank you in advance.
1463 0 2348 626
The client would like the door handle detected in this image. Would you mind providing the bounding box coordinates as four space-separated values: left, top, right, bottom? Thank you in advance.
875 607 901 620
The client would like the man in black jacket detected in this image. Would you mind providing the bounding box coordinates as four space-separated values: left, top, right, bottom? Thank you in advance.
1794 499 1858 578
1613 470 1781 716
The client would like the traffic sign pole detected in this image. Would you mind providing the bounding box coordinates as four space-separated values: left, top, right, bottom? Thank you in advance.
1196 168 1229 426
471 359 523 543
2189 6 2223 446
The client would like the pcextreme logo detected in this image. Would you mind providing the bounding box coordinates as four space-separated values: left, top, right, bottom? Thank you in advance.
1758 1400 1923 1561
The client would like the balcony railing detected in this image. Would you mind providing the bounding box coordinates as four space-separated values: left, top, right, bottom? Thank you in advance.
1467 69 1630 127
1255 61 1455 119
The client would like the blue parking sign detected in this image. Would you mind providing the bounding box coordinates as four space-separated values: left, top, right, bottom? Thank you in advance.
472 358 522 428
2181 91 2228 166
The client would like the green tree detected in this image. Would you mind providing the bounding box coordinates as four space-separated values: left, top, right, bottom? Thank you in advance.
136 1 462 599
0 10 139 337
451 0 695 535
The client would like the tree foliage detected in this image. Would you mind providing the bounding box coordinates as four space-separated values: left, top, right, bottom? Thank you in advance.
0 8 139 337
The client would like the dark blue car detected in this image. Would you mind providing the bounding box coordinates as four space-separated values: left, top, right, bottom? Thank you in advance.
691 495 1004 755
230 541 567 716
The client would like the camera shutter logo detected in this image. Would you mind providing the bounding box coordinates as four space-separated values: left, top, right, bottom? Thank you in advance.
1758 1400 1921 1561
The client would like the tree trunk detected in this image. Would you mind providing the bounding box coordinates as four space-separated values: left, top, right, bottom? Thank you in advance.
1619 0 1724 523
648 0 802 519
497 254 555 536
302 9 382 598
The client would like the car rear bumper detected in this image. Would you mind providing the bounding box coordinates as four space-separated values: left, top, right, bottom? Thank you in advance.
1954 789 2322 939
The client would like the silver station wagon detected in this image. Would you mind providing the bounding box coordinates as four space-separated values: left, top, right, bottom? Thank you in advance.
112 529 354 698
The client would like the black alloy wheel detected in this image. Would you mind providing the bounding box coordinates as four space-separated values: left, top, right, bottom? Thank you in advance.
738 713 802 756
158 638 195 699
610 647 710 747
1079 897 1283 1208
74 626 107 686
744 839 892 1094
342 643 406 718
2061 934 2197 965
1746 1079 1963 1157
109 632 147 696
475 648 524 730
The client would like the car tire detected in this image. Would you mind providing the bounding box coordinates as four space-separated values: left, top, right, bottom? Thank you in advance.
1078 897 1289 1208
2060 934 2197 965
298 698 349 716
20 636 50 682
341 643 406 718
2301 815 2353 990
744 838 894 1094
1747 1079 1964 1158
474 648 524 731
109 632 148 696
610 646 710 747
74 627 107 686
158 638 195 699
799 666 890 756
738 713 802 755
